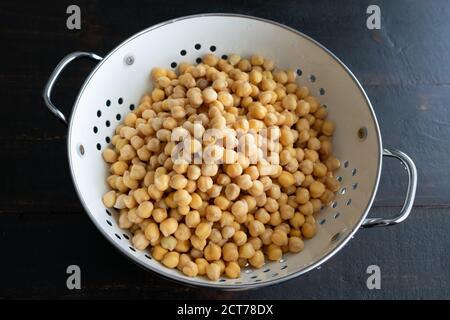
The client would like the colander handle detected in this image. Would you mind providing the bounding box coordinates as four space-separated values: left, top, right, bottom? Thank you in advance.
362 148 417 228
43 51 103 126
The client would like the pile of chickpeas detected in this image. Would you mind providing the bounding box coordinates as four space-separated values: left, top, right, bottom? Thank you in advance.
102 53 340 281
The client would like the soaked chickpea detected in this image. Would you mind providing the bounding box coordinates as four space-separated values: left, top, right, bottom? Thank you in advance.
225 262 241 279
239 243 256 259
289 237 304 253
162 251 180 268
195 258 209 275
104 53 340 281
206 262 221 281
267 244 282 261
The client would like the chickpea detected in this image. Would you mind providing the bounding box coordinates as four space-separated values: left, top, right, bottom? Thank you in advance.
322 120 336 136
177 253 192 271
102 190 116 208
313 162 328 178
249 250 265 268
320 189 335 206
271 229 288 246
202 87 218 103
231 200 248 217
124 112 137 126
173 189 192 206
102 148 117 163
111 161 128 175
182 261 199 277
152 208 168 223
203 54 219 67
144 222 160 243
216 173 232 186
261 78 276 91
325 156 341 171
248 220 265 237
151 67 167 80
278 171 295 188
134 188 150 204
187 165 201 180
137 201 154 218
299 159 314 175
308 199 320 214
222 242 239 261
170 209 184 223
235 80 252 97
249 54 263 66
206 205 222 222
298 201 313 216
324 176 340 192
289 237 304 253
267 244 282 261
301 175 314 188
195 222 212 240
233 230 247 246
204 242 222 261
162 251 180 268
224 261 241 279
254 208 270 224
238 243 255 259
249 69 263 84
248 180 264 197
197 176 213 193
206 262 221 281
308 137 321 151
282 94 297 111
225 183 240 201
280 204 295 220
159 217 178 237
209 228 223 244
152 245 168 261
289 212 305 228
249 237 262 251
221 226 235 240
302 222 317 239
261 58 274 70
190 235 207 251
270 211 282 226
161 236 177 251
260 227 273 245
186 193 200 210
195 258 209 275
309 181 326 198
169 174 188 190
225 163 243 178
178 205 190 216
186 210 201 228
132 231 150 250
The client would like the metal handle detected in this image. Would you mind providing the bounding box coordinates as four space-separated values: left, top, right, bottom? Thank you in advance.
362 148 417 228
43 51 102 126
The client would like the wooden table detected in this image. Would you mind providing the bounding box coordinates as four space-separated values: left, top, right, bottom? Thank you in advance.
1 0 449 299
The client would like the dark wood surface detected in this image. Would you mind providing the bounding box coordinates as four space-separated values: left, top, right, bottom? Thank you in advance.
1 0 449 299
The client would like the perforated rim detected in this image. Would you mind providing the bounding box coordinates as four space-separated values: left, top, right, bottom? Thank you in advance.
67 13 383 289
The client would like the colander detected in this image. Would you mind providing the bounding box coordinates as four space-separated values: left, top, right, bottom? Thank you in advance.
43 14 417 289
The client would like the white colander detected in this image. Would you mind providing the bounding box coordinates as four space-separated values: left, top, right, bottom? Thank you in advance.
43 14 417 289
